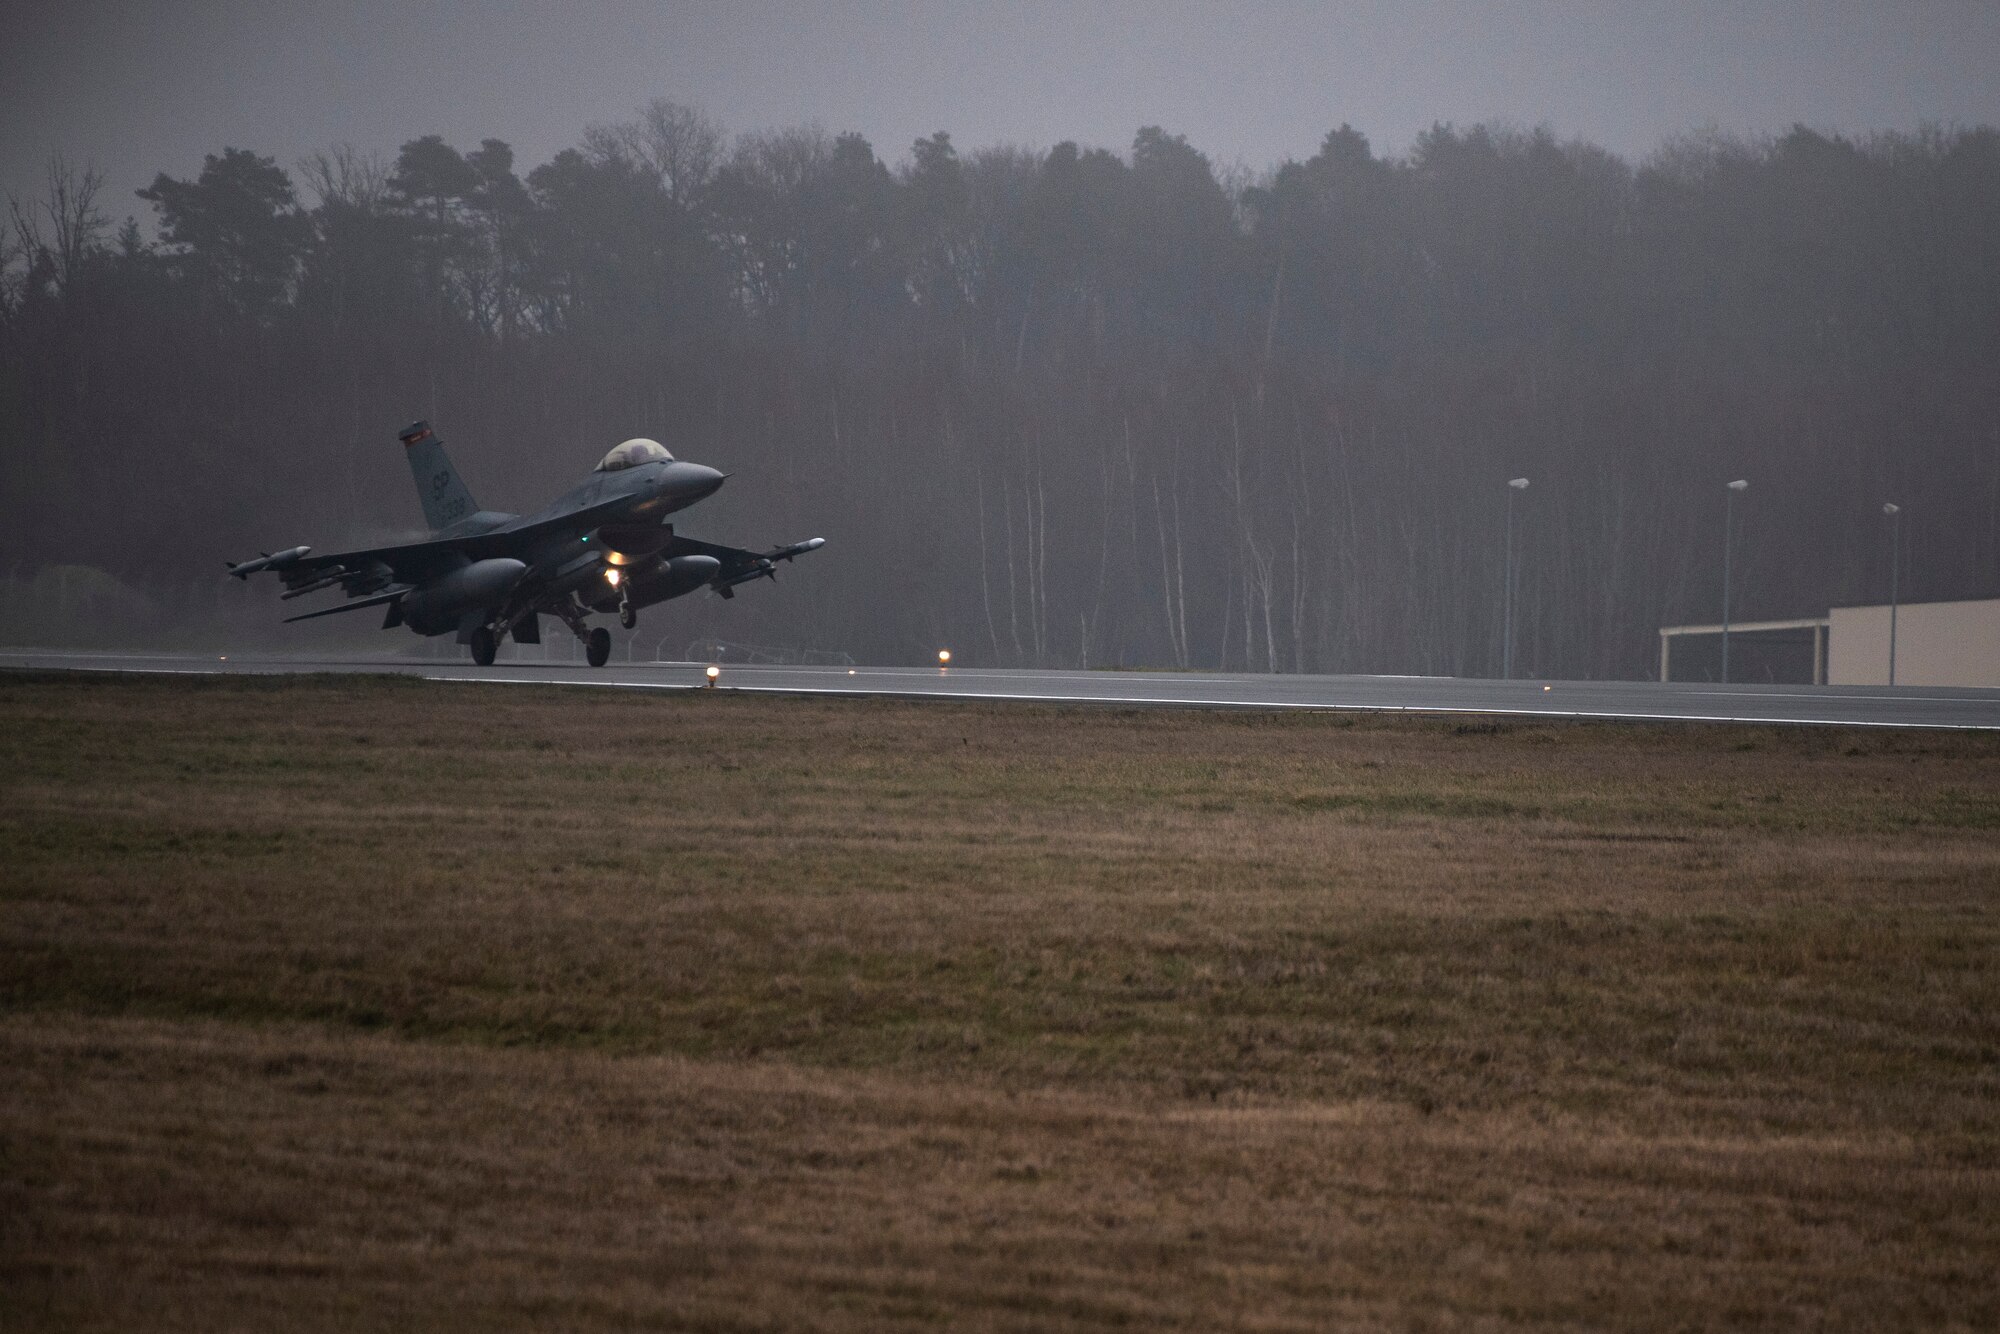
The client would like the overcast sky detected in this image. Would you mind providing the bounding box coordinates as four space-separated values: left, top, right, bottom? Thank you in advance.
7 0 2000 227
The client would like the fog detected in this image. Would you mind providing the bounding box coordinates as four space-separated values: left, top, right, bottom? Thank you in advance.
11 2 2000 237
4 4 1998 677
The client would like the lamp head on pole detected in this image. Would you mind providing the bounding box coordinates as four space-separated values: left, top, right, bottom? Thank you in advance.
1727 479 1748 492
1508 477 1529 490
1883 502 1900 515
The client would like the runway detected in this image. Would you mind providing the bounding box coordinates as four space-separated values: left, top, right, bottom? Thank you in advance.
5 647 1998 729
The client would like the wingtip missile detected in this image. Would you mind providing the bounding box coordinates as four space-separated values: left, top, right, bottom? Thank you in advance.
227 545 311 579
772 537 826 561
711 537 827 594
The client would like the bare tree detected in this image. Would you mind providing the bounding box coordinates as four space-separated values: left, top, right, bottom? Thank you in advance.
7 154 107 293
0 211 20 313
297 144 390 211
583 98 723 212
637 98 723 210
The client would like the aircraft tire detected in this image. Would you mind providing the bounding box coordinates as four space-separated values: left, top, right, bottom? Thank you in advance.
586 627 612 667
618 604 637 630
469 626 497 667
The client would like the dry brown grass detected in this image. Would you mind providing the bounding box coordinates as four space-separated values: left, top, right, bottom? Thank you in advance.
2 673 1997 1329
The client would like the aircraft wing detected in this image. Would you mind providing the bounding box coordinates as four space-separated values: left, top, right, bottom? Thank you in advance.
229 497 644 604
665 534 827 598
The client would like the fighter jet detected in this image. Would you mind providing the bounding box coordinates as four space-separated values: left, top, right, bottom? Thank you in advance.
228 421 824 666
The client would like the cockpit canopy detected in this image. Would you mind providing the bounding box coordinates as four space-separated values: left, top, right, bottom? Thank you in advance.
595 438 674 472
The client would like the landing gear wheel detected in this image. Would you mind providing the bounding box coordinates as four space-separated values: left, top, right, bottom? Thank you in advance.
585 626 612 667
618 602 637 630
469 626 497 667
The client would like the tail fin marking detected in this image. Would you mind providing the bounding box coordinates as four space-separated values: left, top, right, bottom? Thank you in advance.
399 420 479 532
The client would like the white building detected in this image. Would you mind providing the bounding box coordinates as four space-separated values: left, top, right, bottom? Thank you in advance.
1659 597 2000 687
1826 598 2000 687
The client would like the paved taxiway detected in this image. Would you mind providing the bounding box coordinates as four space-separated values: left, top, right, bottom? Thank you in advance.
4 648 1998 729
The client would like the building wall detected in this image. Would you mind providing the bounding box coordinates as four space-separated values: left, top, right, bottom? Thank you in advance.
1828 599 2000 687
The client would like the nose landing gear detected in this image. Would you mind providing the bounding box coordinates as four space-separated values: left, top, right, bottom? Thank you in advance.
618 597 637 630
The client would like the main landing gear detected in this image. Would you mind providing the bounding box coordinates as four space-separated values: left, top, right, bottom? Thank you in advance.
468 599 616 668
543 596 615 668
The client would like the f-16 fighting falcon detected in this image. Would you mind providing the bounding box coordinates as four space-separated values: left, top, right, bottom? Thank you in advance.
229 422 824 666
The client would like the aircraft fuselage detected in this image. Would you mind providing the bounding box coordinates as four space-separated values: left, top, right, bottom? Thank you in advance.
231 425 820 668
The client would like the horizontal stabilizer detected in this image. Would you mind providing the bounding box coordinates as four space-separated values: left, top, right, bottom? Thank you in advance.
283 586 409 623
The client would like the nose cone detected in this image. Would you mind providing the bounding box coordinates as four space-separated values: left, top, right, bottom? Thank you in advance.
661 461 726 504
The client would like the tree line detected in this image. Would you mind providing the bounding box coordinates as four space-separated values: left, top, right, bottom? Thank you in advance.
4 102 1997 676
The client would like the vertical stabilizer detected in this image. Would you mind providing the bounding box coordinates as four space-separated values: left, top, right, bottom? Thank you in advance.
398 420 479 532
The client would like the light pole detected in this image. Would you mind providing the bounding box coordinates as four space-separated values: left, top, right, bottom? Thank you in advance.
1883 502 1901 686
1503 478 1529 679
1721 479 1748 683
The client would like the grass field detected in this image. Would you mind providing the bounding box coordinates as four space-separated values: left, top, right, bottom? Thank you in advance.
3 672 1997 1330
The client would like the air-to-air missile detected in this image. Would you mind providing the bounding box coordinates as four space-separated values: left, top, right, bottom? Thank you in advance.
712 537 827 598
226 547 312 579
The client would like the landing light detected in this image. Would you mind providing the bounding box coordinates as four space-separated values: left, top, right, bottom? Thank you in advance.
605 568 621 587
